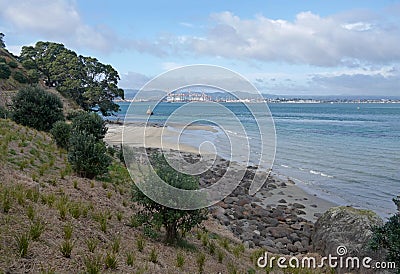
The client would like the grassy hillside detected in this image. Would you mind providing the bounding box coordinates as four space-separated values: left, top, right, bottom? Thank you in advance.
0 118 271 273
0 48 29 92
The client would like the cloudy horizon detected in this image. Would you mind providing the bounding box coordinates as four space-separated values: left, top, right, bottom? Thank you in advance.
1 0 399 96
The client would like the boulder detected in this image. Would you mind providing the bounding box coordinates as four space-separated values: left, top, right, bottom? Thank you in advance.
311 206 383 258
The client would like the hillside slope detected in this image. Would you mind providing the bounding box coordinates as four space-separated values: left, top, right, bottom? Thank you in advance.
0 119 270 273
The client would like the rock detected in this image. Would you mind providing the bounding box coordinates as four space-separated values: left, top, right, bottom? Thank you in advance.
292 202 306 209
278 199 287 203
253 230 261 236
311 206 383 258
265 246 279 254
287 243 298 253
310 204 318 208
268 227 293 238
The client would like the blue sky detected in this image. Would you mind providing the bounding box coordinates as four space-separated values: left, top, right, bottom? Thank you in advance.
1 0 399 95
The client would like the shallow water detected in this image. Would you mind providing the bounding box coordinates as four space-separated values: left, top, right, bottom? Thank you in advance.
117 102 400 218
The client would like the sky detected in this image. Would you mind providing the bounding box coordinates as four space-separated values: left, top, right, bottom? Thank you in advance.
0 0 400 96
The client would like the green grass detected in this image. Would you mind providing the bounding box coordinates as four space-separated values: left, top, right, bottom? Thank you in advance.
30 220 45 241
15 232 30 257
176 252 185 269
126 251 135 266
149 248 158 263
104 252 117 269
60 240 74 258
85 238 98 253
83 255 102 274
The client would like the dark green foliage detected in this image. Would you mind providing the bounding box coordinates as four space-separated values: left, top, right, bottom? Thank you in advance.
132 152 208 244
12 70 28 83
370 197 400 273
50 121 72 149
71 112 107 141
20 41 124 116
0 33 5 48
0 63 11 79
0 105 9 119
68 131 111 179
0 57 5 63
8 60 18 68
11 86 64 131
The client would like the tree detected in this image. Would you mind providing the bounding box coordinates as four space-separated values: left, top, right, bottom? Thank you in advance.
79 56 124 116
68 131 111 179
132 152 208 244
11 86 64 131
20 41 124 116
370 197 400 272
0 33 5 48
71 112 108 141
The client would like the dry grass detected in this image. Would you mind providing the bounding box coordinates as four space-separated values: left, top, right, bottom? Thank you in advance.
0 119 331 273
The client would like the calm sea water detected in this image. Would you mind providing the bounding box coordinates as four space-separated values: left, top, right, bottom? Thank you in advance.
117 102 400 218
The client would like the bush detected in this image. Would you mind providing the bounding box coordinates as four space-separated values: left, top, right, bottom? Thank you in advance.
132 152 208 244
71 112 107 141
0 105 9 119
12 86 64 131
68 131 111 179
50 121 71 149
0 63 11 79
370 197 400 272
8 60 18 68
12 70 28 83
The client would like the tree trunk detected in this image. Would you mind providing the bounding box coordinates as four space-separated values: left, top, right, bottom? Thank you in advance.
165 223 178 244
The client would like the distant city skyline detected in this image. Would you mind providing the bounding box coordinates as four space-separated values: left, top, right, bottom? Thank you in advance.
0 0 399 96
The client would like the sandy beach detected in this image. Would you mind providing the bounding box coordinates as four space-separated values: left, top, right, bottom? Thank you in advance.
105 123 335 222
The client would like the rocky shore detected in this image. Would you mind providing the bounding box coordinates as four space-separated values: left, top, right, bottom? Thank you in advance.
176 151 334 256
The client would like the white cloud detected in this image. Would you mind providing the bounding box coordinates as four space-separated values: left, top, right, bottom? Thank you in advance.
185 11 400 67
0 0 114 52
119 71 151 89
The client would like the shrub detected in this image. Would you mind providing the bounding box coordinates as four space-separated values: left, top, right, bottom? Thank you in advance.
71 112 107 141
0 105 9 119
12 86 64 131
12 70 28 83
370 197 400 271
8 60 18 68
132 152 208 244
0 63 11 79
68 132 111 179
50 121 71 149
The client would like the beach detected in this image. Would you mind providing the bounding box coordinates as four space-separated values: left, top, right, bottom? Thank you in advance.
105 122 335 222
105 122 337 252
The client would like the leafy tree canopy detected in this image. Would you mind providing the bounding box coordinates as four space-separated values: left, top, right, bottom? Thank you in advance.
20 41 124 116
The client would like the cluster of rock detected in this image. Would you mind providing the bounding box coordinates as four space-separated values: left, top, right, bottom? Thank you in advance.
205 166 314 255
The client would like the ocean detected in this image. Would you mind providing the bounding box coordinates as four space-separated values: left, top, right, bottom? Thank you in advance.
116 102 400 218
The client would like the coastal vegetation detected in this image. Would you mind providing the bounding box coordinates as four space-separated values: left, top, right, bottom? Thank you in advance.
132 152 208 244
20 41 124 116
370 197 400 273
